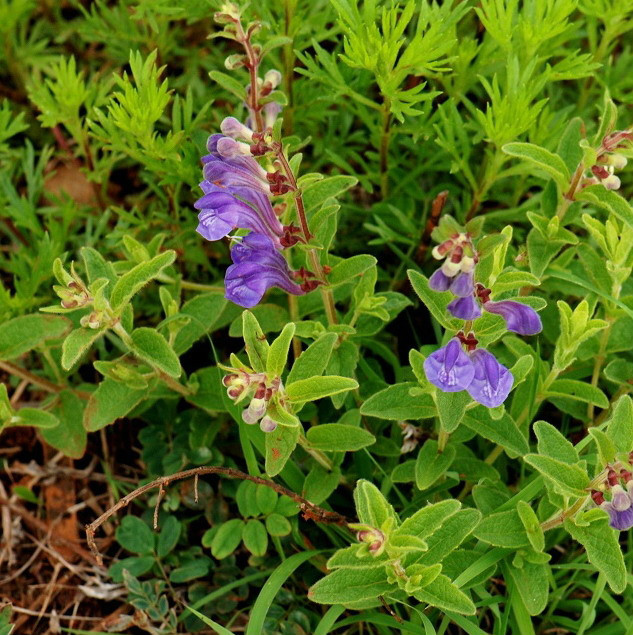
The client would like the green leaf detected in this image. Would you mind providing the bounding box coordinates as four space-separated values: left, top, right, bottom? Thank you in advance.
502 142 571 191
265 426 300 477
588 428 617 466
0 314 71 360
265 513 292 537
517 501 545 553
286 376 358 403
209 70 247 99
327 546 388 570
173 292 231 355
415 440 456 490
506 561 549 616
414 509 482 567
413 574 476 615
116 515 154 555
61 327 108 370
41 390 87 459
308 567 392 604
9 408 59 429
247 551 318 635
606 395 633 453
130 327 182 378
255 484 278 515
266 322 295 378
287 332 338 384
546 379 609 408
565 517 626 593
394 499 461 542
242 310 269 372
327 255 377 287
408 270 461 330
186 367 225 413
303 465 340 504
243 519 268 556
576 185 633 230
473 509 531 548
157 516 181 558
303 175 357 212
83 378 150 431
523 454 588 497
110 250 175 313
306 423 375 452
462 408 529 456
109 556 155 583
354 479 397 529
169 558 212 582
211 519 245 559
533 420 579 464
360 383 436 420
436 391 471 434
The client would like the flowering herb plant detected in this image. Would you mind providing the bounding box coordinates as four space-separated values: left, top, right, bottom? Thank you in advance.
2 0 633 633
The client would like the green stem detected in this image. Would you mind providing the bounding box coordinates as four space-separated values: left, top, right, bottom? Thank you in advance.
540 495 588 532
379 99 392 199
298 433 333 470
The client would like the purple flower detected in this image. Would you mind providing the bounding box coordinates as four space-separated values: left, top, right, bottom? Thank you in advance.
429 268 452 292
466 349 513 408
423 338 475 392
201 134 270 195
447 295 482 320
601 484 633 530
483 300 542 335
195 186 283 245
450 272 474 297
225 233 305 308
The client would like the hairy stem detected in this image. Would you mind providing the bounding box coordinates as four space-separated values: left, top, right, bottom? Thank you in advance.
85 465 349 564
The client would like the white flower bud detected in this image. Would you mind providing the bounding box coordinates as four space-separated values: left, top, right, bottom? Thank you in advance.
608 153 628 170
216 136 252 158
242 398 267 424
441 259 461 277
611 485 631 511
460 256 475 273
220 117 254 142
259 416 277 432
264 69 282 89
603 174 621 190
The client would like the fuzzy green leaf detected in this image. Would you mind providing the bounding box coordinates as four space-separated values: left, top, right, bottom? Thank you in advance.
0 314 71 361
306 423 375 452
286 376 358 402
415 440 456 490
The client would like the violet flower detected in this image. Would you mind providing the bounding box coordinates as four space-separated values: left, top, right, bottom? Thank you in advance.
423 338 475 393
447 295 482 320
484 300 542 336
225 233 304 308
195 185 283 245
466 349 513 408
600 483 633 531
428 268 452 292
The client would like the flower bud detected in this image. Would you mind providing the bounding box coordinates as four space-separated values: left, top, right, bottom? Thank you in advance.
216 136 252 158
460 255 475 273
242 397 267 424
220 116 254 142
80 311 102 329
440 259 461 277
259 416 277 432
264 69 282 89
356 528 385 557
603 174 621 190
611 484 632 512
224 54 246 70
606 153 628 170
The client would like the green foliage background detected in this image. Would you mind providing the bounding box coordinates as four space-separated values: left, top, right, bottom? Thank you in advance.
3 0 633 633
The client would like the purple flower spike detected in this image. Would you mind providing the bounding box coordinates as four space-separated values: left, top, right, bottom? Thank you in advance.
224 233 305 308
423 338 475 392
429 268 452 292
484 300 542 335
466 349 513 408
195 186 283 245
449 272 474 297
447 295 482 320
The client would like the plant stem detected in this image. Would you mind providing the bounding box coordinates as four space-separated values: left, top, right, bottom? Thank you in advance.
276 150 338 325
236 21 264 132
0 360 91 400
540 495 588 532
86 465 349 564
379 98 392 199
298 433 334 470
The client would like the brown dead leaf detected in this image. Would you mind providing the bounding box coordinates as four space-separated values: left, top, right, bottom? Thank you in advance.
44 479 79 563
43 161 97 207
